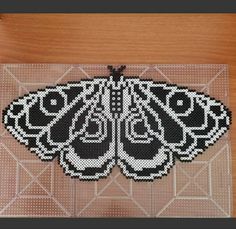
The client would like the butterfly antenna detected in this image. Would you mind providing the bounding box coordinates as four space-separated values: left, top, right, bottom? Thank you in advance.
118 65 126 75
107 65 126 80
107 65 115 75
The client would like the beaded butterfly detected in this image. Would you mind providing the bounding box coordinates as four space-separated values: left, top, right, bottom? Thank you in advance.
2 66 232 181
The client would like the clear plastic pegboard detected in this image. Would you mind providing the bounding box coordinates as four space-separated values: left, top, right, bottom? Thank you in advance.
0 64 232 217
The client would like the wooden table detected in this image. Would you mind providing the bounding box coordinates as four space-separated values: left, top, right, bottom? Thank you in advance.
0 13 235 216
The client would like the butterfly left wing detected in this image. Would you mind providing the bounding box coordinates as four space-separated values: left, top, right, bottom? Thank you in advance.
117 78 231 181
2 78 116 180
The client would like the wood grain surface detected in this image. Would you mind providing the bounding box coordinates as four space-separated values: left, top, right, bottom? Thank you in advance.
0 13 236 216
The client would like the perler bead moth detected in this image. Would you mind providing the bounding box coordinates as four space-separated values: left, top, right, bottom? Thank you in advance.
2 66 232 181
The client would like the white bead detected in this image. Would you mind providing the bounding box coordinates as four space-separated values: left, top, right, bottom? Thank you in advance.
50 99 57 105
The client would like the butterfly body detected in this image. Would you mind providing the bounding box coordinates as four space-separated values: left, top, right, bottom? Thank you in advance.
2 66 232 181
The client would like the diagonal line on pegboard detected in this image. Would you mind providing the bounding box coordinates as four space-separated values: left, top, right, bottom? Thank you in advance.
207 143 228 199
200 66 226 92
175 162 209 197
54 66 74 84
176 181 191 197
209 143 228 163
76 173 122 216
1 144 51 197
78 66 91 79
76 196 97 216
194 179 209 197
112 178 131 197
130 195 150 216
0 143 71 216
3 66 29 93
77 172 132 216
175 165 191 196
155 198 175 217
19 163 71 216
0 161 48 214
95 172 121 196
17 164 51 196
154 66 172 83
50 196 71 217
210 199 230 217
0 195 18 215
17 161 53 198
207 143 231 216
138 66 150 78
